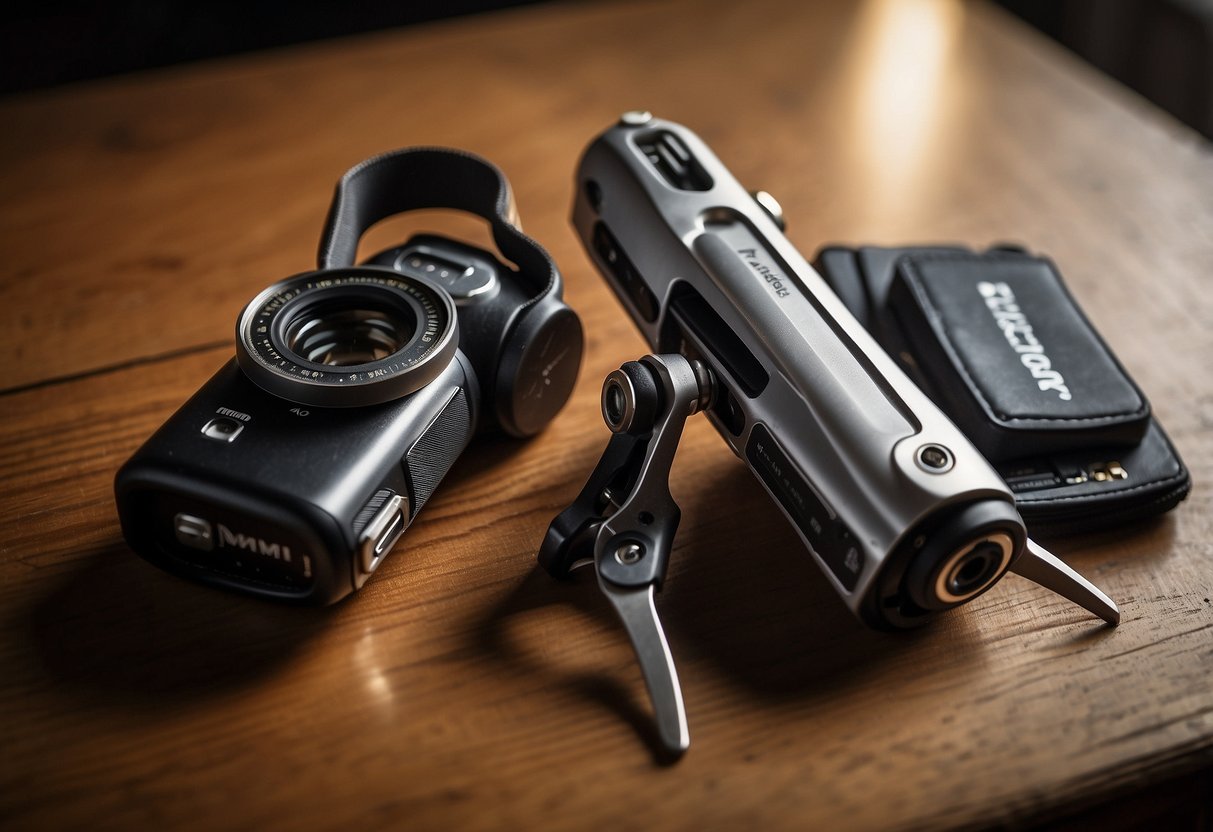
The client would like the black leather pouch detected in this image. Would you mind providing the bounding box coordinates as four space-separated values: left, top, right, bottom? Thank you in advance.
813 245 1190 536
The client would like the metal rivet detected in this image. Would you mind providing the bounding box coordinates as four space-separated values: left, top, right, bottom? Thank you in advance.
614 542 644 565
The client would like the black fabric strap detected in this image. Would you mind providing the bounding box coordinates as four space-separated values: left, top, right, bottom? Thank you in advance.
317 147 560 305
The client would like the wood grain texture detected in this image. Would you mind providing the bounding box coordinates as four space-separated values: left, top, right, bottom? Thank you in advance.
1 0 1210 829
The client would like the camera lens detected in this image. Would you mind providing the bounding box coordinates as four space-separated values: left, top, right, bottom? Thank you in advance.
236 267 458 408
945 541 1004 596
283 298 416 367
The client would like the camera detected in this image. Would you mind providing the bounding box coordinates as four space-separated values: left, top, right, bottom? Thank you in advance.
116 147 583 603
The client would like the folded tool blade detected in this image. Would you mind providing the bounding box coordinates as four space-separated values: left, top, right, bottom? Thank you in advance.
1012 538 1121 625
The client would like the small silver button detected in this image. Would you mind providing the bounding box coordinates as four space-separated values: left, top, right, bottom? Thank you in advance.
359 494 407 574
174 513 214 550
915 444 954 473
751 190 786 231
201 417 244 442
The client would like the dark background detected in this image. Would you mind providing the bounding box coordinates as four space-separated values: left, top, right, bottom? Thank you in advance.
0 2 547 91
999 0 1213 139
2 0 1210 139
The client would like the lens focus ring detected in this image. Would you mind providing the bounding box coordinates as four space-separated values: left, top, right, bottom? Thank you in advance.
236 267 458 408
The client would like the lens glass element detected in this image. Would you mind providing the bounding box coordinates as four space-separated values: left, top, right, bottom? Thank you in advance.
283 299 417 367
946 541 1003 596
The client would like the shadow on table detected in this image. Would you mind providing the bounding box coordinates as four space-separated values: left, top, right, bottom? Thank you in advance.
474 462 933 761
478 567 686 761
23 545 336 708
474 450 1149 759
17 428 538 711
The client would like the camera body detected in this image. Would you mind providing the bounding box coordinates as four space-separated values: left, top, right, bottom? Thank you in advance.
115 342 476 604
116 149 582 604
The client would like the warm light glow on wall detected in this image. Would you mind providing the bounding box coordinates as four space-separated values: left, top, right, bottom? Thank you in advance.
848 0 964 215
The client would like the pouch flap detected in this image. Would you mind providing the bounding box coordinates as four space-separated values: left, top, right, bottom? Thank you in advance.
888 251 1149 461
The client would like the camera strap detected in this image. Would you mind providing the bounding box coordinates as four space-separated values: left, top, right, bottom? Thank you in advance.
317 147 561 310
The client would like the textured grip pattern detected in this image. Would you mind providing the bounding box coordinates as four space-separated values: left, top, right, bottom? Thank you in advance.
404 389 472 516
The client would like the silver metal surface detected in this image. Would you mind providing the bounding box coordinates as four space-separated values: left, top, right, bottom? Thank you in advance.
573 116 1020 612
359 493 405 574
750 190 786 231
614 541 644 565
602 369 637 433
200 417 244 443
589 354 707 754
690 360 715 412
173 513 214 551
599 581 690 756
1011 539 1121 625
915 444 954 474
563 116 1123 759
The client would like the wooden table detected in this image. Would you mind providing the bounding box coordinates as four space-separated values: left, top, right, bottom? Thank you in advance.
2 1 1210 828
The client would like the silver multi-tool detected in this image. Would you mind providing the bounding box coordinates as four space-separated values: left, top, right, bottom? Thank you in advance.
540 113 1118 757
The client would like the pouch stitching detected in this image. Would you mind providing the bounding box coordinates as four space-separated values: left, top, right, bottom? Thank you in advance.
1013 467 1187 504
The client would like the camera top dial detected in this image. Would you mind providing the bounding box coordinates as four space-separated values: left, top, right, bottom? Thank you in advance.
235 266 458 408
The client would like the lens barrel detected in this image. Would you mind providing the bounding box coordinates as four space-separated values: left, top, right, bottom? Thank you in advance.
904 500 1025 612
236 267 458 408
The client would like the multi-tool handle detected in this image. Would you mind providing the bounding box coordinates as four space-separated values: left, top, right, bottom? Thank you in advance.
546 114 1121 757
